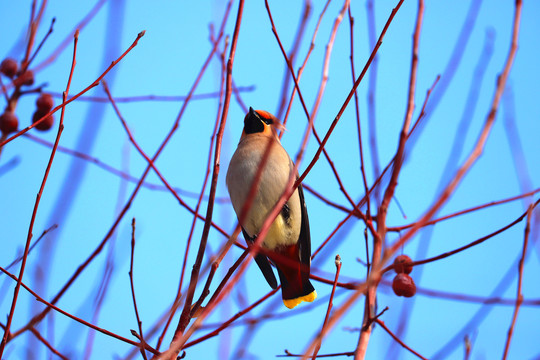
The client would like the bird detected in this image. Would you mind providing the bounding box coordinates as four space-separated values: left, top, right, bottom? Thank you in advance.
226 107 316 309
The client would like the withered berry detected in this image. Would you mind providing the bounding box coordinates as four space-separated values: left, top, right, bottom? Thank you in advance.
36 93 54 112
394 254 413 274
392 273 416 298
32 110 54 131
0 111 19 134
0 58 18 78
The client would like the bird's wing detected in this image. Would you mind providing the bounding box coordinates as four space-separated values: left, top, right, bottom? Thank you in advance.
297 182 313 288
242 228 278 290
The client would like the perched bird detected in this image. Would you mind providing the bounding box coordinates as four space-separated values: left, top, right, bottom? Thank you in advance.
226 107 316 309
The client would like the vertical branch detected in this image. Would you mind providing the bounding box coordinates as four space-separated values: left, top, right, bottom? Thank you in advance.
407 0 482 149
387 0 523 255
129 218 148 360
310 255 342 360
501 203 533 359
377 0 423 245
348 5 371 217
278 0 332 133
296 0 405 186
387 28 493 358
21 0 48 70
358 0 424 356
276 0 312 120
161 1 245 359
157 28 231 351
503 86 534 202
299 2 406 357
365 0 381 201
268 0 367 222
0 30 78 356
309 0 350 121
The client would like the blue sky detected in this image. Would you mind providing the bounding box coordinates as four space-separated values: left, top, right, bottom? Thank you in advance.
1 1 539 359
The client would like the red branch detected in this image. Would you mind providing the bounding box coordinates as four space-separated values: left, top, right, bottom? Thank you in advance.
375 319 428 360
296 1 417 356
0 265 158 355
0 31 146 149
129 219 148 360
311 255 342 359
159 1 244 359
0 30 78 356
386 0 522 257
502 200 532 359
9 30 150 342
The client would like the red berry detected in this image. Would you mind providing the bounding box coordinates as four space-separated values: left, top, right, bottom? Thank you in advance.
36 93 54 112
394 254 413 274
14 70 34 87
392 273 416 297
0 58 18 78
32 110 54 131
0 111 19 134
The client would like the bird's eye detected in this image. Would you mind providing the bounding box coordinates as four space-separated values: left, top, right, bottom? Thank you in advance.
254 110 274 125
260 116 273 125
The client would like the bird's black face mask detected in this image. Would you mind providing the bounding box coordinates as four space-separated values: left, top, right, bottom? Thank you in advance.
244 107 272 135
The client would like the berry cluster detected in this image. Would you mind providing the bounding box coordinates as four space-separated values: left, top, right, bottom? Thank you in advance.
391 255 416 297
0 57 54 136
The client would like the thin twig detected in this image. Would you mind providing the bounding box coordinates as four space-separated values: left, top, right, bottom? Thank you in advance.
34 0 108 73
183 289 279 349
46 87 254 104
311 255 342 359
275 0 311 120
365 0 381 200
29 327 69 360
279 0 331 133
294 1 409 357
180 34 230 322
348 5 371 218
160 1 244 359
0 265 159 355
27 17 56 68
129 218 148 360
0 29 78 356
9 30 150 342
268 0 367 224
357 0 423 356
502 201 532 359
388 188 540 232
375 319 428 360
387 0 523 256
310 0 350 121
0 30 146 149
382 199 540 274
4 224 58 272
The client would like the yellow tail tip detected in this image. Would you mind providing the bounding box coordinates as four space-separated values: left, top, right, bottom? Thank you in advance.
283 290 317 309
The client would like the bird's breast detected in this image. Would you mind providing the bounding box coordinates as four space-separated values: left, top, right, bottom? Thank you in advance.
226 135 301 250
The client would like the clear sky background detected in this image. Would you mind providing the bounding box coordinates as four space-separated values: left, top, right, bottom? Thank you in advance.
0 1 539 359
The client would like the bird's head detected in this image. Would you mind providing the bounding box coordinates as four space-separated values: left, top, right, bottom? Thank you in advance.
241 107 284 140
